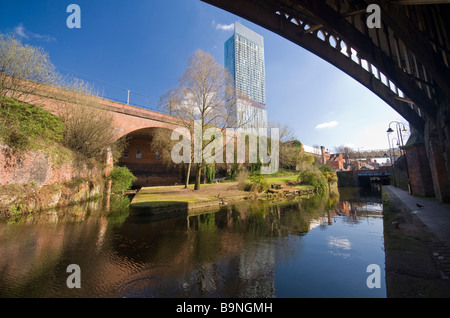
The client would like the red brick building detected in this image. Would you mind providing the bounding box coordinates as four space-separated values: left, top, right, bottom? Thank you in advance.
327 153 345 171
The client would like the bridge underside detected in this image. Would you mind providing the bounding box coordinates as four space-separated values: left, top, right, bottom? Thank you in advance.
203 0 450 201
117 128 184 187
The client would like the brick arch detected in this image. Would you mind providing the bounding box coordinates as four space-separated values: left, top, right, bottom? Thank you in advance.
117 127 185 187
110 108 181 141
18 83 185 183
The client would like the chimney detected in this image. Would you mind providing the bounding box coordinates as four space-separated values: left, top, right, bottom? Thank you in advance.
321 146 326 164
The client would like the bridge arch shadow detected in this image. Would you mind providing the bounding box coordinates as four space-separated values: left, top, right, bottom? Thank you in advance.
117 127 185 188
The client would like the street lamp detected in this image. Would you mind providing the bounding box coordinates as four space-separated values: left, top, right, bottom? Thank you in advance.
386 121 411 194
391 138 399 163
386 127 394 166
387 121 408 153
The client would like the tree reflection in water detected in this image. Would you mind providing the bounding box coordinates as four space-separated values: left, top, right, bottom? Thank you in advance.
0 187 385 298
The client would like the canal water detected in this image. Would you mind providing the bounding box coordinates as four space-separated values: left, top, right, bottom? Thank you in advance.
0 187 386 298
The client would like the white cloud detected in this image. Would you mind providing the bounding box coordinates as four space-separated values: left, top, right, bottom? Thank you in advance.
328 236 351 250
315 120 338 129
14 24 28 39
216 23 234 31
328 236 351 258
14 23 56 42
212 21 234 31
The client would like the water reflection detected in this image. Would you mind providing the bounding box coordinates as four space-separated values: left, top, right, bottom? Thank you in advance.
0 188 385 298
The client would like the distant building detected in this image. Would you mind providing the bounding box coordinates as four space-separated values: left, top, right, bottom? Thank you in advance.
225 22 267 130
303 145 330 165
327 153 345 171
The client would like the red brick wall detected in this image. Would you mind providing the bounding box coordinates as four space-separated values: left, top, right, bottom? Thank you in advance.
405 143 435 197
0 145 103 186
117 134 183 187
0 144 105 214
327 153 344 170
328 161 342 170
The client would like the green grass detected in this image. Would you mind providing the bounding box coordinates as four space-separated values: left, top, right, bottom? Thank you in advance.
0 96 64 152
131 184 219 207
265 175 315 190
266 168 299 177
265 175 298 184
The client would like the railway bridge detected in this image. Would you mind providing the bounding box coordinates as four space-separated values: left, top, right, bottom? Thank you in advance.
202 0 450 201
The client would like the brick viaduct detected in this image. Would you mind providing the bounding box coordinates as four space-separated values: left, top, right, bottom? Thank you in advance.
14 78 450 200
20 84 180 138
17 84 185 186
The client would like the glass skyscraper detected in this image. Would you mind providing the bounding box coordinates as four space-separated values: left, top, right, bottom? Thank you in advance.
225 22 268 130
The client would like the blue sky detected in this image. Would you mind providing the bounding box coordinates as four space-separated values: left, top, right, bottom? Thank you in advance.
0 0 408 152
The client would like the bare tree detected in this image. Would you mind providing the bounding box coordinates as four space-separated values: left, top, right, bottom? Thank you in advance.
0 33 125 164
160 50 244 190
57 78 125 162
333 145 354 168
0 33 58 100
270 121 297 143
269 121 299 170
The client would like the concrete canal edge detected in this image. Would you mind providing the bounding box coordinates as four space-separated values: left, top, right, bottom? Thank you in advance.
382 186 450 297
129 183 248 217
131 197 221 216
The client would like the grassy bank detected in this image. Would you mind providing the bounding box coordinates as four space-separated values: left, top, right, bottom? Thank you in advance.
130 173 325 215
131 182 246 208
265 175 315 191
0 97 110 217
0 96 64 152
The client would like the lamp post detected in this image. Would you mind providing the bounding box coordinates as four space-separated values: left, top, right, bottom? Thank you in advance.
386 121 411 194
386 128 393 166
387 121 408 152
391 138 399 163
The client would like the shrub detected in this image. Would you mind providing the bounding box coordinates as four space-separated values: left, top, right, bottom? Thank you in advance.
249 159 262 174
236 169 250 190
109 166 137 193
60 102 117 161
248 173 269 193
298 168 327 191
318 164 338 188
204 164 215 183
58 78 125 162
226 163 240 180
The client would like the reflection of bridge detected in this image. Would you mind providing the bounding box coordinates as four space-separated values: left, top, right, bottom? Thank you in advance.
202 0 450 202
